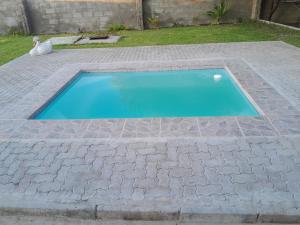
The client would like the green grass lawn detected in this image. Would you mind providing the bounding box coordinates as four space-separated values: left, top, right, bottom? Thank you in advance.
0 22 299 66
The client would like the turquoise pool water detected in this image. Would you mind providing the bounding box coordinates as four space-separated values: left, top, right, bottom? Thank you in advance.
34 69 259 120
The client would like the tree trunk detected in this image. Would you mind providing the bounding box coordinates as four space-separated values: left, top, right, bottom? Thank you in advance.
251 0 262 20
268 0 281 21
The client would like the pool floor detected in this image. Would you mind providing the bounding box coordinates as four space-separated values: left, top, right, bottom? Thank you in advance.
34 69 259 120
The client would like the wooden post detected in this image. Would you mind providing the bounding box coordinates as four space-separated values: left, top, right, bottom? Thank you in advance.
251 0 262 20
21 0 31 34
136 0 144 30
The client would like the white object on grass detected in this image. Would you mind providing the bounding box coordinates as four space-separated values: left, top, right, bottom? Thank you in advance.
29 36 53 56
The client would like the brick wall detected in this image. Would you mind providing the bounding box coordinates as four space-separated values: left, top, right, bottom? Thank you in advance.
143 0 254 28
0 0 257 35
25 0 140 34
0 0 28 34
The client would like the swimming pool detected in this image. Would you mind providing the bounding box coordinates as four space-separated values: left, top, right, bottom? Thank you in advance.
34 68 259 120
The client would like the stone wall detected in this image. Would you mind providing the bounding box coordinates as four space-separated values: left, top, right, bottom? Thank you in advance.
25 0 141 34
143 0 255 28
0 0 28 34
0 0 259 34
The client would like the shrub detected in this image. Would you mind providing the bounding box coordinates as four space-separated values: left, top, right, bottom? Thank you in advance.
108 24 127 32
147 16 160 29
206 0 230 25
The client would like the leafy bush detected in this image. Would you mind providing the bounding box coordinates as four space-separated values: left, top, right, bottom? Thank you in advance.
108 24 127 32
147 16 161 29
206 0 230 25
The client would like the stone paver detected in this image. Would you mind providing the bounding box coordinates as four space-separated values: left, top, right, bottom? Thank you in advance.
1 58 298 139
0 42 299 220
0 42 299 110
0 137 299 216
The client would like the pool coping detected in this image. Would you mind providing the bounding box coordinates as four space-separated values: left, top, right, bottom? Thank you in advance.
0 58 299 139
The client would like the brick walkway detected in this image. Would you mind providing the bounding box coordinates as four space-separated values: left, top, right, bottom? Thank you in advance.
0 42 299 221
0 137 300 216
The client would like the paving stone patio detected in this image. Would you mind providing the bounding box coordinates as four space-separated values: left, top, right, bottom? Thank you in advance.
0 41 299 222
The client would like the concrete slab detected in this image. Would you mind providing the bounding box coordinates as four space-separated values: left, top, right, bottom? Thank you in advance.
47 36 82 45
1 215 299 225
76 36 121 44
0 216 176 225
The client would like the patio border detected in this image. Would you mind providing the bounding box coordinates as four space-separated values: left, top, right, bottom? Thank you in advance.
1 206 300 224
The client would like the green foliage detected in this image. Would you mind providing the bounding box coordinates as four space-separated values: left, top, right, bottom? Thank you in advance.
207 0 230 25
0 35 32 66
147 17 161 29
108 24 127 32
